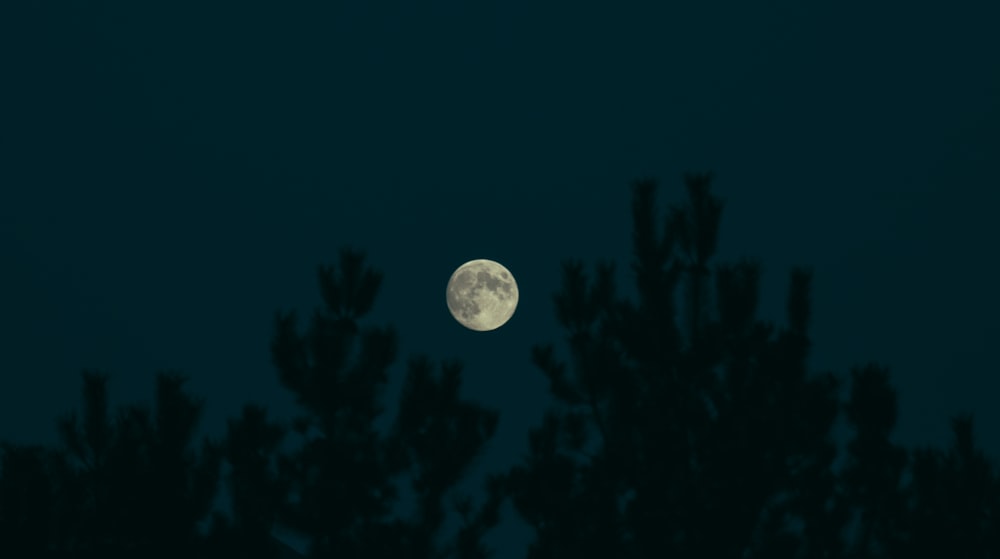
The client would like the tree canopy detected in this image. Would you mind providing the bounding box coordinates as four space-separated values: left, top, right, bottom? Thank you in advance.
1 175 997 558
504 175 1000 558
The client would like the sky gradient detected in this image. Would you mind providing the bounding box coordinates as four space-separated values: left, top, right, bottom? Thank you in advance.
2 1 999 556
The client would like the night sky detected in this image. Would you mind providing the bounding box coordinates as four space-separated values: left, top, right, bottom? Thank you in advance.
2 1 999 556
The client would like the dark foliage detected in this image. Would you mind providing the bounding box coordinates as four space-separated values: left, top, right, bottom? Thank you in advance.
504 175 1000 558
267 249 502 559
204 404 289 559
1 179 998 558
0 370 222 558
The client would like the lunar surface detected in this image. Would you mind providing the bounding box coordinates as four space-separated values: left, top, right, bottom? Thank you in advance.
446 259 519 331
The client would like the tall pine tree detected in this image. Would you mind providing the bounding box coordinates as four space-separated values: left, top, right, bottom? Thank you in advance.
270 249 503 558
506 176 844 558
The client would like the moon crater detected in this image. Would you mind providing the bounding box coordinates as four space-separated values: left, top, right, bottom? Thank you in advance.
446 259 518 331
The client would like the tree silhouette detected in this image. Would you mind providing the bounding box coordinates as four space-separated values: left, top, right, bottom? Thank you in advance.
841 363 908 558
204 404 290 559
0 251 503 558
3 176 1000 558
903 415 1000 558
503 175 1000 558
0 443 60 558
53 370 220 558
269 249 502 558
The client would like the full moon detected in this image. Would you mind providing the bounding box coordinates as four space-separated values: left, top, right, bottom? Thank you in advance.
446 259 519 331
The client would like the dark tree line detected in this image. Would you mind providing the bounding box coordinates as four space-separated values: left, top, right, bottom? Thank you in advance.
504 176 999 559
2 176 998 558
1 249 502 559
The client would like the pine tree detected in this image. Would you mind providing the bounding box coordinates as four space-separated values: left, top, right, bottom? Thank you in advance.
506 175 844 558
205 404 290 559
903 415 1000 558
55 370 220 558
841 363 907 558
269 249 502 558
0 442 60 558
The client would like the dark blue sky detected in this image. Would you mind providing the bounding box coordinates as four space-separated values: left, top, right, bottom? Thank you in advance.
2 1 998 556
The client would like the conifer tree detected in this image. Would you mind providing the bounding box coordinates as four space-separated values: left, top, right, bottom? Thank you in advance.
55 370 220 558
506 176 843 558
270 249 502 558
